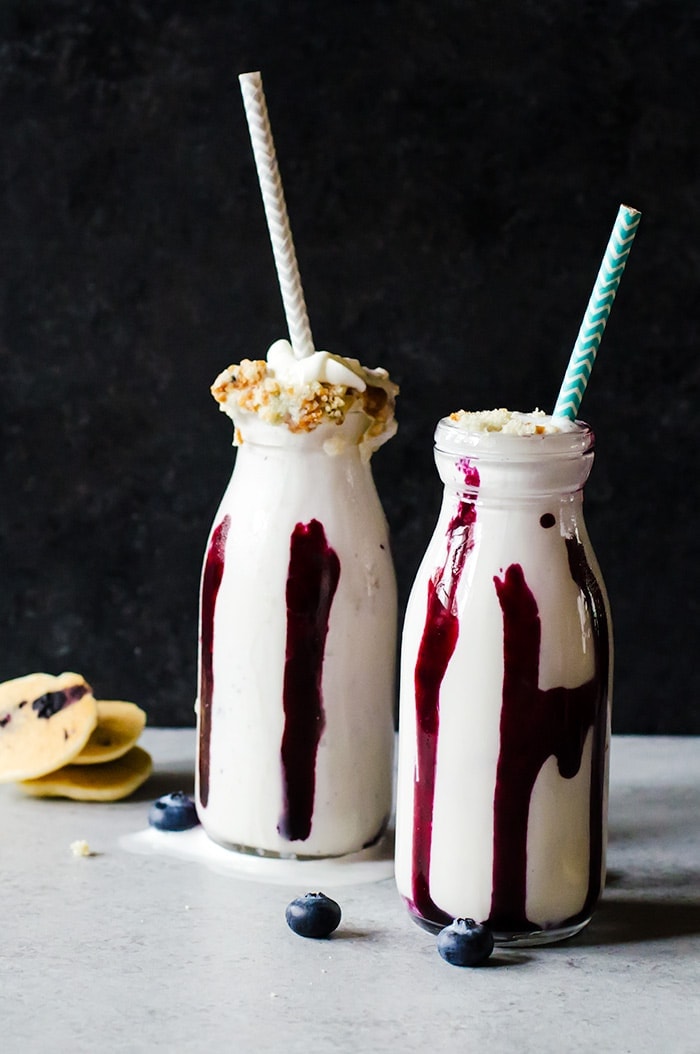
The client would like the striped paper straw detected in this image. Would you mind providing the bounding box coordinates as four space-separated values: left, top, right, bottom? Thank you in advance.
239 71 315 360
553 204 641 420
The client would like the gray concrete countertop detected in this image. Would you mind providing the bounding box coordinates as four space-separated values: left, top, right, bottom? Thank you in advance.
2 733 699 1053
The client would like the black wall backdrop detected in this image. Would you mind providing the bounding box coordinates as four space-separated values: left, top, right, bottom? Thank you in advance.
0 1 697 731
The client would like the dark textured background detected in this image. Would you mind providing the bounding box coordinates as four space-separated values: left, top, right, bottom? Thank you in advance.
0 1 697 731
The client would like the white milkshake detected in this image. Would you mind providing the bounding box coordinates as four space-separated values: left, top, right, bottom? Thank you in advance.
395 410 612 944
196 340 398 858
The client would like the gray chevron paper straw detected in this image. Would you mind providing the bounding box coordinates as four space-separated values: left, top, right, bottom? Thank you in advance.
553 204 641 420
239 71 315 360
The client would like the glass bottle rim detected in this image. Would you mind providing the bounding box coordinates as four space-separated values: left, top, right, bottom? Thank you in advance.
434 416 594 460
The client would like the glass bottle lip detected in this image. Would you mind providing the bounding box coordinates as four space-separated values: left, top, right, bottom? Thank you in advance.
434 416 594 460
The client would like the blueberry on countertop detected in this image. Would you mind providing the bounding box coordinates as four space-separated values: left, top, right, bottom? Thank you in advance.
148 791 200 831
285 892 342 938
437 918 494 967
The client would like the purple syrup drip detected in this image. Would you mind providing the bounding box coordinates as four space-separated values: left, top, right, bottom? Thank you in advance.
278 519 340 842
566 535 610 919
409 463 479 924
490 552 608 933
198 515 230 809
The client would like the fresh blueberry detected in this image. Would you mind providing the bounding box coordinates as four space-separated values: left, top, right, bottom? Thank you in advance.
285 892 342 939
436 918 494 967
148 791 200 831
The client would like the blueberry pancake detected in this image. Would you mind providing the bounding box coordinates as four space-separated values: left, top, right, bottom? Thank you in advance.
0 672 98 782
18 744 153 801
72 700 147 765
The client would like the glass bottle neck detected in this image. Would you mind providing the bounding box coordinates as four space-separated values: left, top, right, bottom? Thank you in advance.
434 417 595 500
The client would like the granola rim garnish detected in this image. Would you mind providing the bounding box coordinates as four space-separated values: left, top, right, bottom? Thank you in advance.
211 359 397 441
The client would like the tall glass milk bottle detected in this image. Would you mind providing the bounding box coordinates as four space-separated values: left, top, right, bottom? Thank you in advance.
196 401 397 859
395 412 612 945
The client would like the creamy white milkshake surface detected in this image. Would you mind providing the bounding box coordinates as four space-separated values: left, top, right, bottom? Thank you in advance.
196 341 398 858
448 407 580 435
395 413 611 943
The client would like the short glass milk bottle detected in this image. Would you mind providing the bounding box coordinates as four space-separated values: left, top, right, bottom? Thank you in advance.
395 412 612 945
196 408 397 859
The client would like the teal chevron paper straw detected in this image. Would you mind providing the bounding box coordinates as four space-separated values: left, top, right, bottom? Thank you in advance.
553 203 641 420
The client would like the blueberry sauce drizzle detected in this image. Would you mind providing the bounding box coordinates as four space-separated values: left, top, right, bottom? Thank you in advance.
278 519 340 842
198 515 230 809
566 535 610 919
32 684 88 719
410 463 479 924
490 553 608 932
